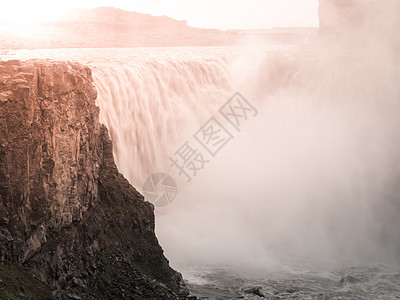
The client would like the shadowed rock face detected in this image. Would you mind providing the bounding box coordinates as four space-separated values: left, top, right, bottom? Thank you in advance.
0 59 189 299
0 60 100 256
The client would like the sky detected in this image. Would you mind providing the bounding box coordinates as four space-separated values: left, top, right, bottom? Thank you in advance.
0 0 319 29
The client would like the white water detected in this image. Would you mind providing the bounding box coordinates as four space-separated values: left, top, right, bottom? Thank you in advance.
2 45 400 298
91 55 232 183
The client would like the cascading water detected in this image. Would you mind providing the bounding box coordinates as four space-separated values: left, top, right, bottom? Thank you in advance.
91 57 233 186
95 48 400 299
86 47 400 269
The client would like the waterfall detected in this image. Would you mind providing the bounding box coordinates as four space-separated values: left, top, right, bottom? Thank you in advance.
92 57 233 187
88 47 400 269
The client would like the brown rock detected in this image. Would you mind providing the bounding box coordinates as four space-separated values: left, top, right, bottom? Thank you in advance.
0 59 189 299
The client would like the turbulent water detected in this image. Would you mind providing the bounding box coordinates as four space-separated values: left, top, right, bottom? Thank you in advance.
2 45 400 299
183 264 400 299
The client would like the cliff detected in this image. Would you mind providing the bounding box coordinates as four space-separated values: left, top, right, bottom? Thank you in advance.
0 59 189 299
0 7 235 49
0 7 313 49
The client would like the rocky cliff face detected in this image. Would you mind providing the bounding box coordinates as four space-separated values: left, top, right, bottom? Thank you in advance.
0 59 189 299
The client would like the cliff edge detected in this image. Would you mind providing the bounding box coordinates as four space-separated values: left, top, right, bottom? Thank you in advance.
0 59 189 299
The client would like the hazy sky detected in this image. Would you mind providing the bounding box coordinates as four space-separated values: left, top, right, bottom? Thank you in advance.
1 0 319 29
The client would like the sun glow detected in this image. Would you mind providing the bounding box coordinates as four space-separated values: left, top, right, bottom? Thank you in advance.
0 1 65 23
0 1 67 38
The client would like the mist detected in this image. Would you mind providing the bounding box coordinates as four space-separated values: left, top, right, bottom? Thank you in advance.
1 0 399 298
61 0 400 277
154 1 400 272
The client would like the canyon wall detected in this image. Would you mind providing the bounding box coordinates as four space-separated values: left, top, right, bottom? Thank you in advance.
0 59 189 299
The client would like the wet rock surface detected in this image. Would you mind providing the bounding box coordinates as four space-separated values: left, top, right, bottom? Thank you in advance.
0 59 189 299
